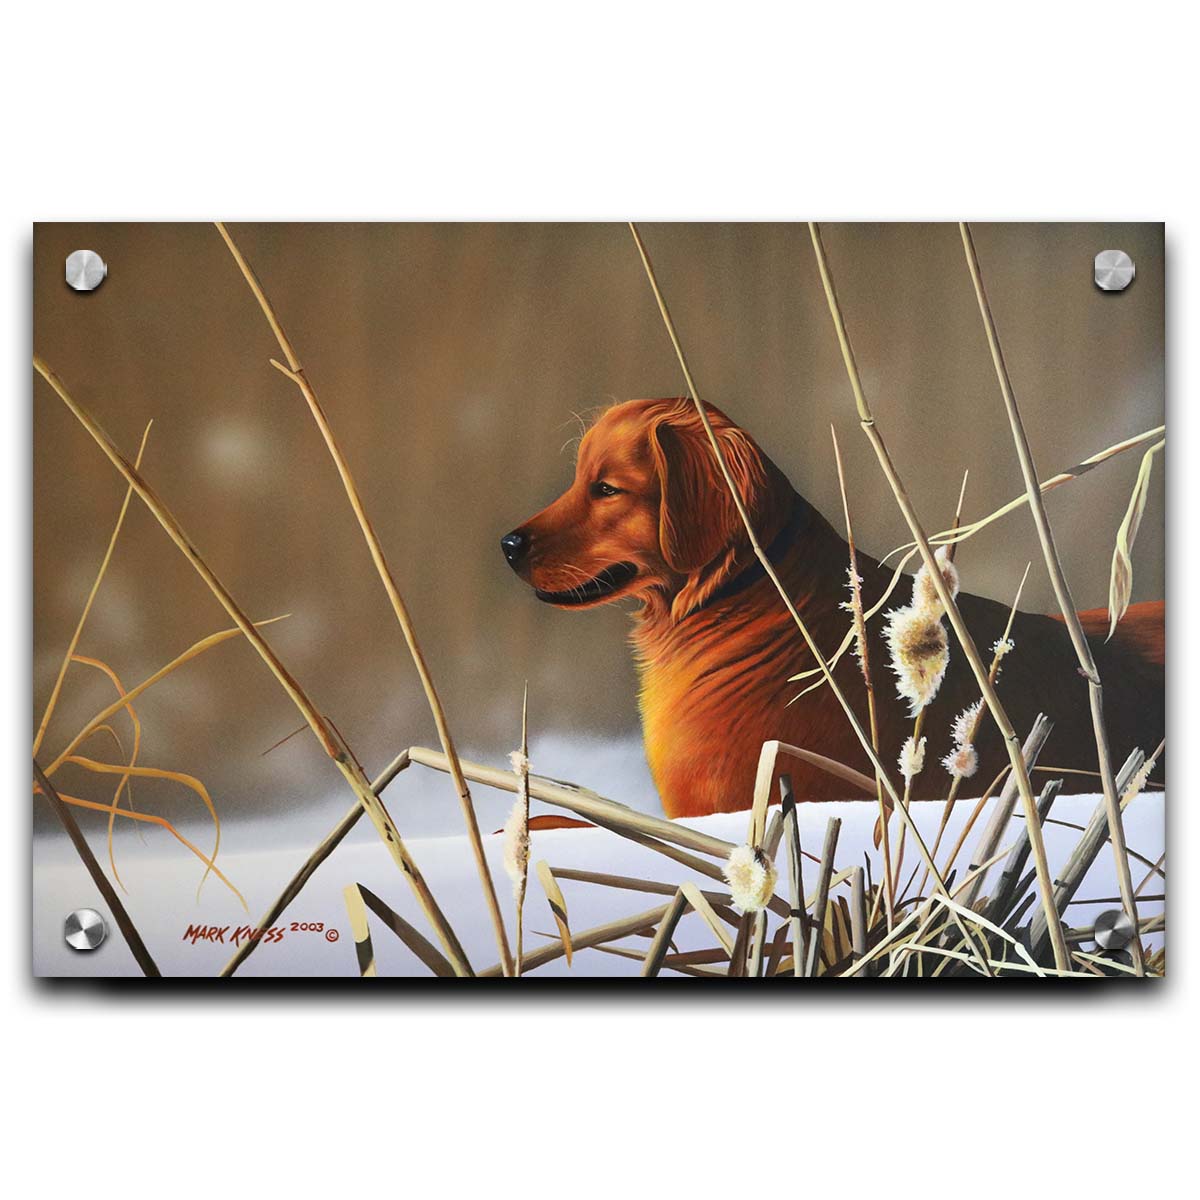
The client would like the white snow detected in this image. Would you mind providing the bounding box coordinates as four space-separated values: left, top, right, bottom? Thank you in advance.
34 774 1164 978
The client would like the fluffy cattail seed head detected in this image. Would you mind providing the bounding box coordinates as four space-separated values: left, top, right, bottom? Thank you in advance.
913 546 960 616
723 844 778 913
1124 755 1158 802
501 798 530 899
952 702 983 749
885 607 950 715
942 743 979 780
841 568 870 683
898 735 927 782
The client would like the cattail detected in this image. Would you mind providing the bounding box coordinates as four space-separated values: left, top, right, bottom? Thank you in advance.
952 701 982 749
503 746 532 901
723 844 778 912
884 606 949 715
841 567 870 683
501 796 530 900
942 743 978 780
898 734 927 782
1123 753 1158 803
913 546 960 616
991 636 1014 660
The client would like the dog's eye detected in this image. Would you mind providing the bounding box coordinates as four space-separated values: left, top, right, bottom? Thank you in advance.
591 481 622 498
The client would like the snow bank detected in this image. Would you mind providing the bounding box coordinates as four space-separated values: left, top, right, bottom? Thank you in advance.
33 786 1164 978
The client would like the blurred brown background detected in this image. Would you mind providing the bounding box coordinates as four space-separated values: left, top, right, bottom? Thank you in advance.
33 223 1165 837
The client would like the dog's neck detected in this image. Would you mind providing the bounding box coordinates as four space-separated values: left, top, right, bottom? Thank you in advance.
681 498 811 618
632 491 856 658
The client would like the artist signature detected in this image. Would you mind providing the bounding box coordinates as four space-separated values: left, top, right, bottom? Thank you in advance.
182 921 339 945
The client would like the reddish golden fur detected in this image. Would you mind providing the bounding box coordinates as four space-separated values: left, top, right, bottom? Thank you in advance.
506 399 1164 818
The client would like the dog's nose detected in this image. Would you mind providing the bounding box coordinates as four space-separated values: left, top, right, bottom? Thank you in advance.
500 530 529 567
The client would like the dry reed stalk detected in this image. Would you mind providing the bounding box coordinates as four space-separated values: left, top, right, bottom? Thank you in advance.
955 715 1053 910
34 356 473 977
220 750 410 977
780 776 810 978
1136 852 1166 898
832 425 894 931
343 884 377 977
960 221 1145 975
479 904 668 977
911 881 1046 977
1067 913 1163 945
49 630 271 900
886 708 926 901
343 882 457 978
727 914 752 978
888 426 1166 561
599 946 725 978
65 754 225 897
512 684 531 974
763 808 785 859
47 782 245 904
1108 439 1165 638
662 948 733 967
984 779 1062 924
748 739 874 849
804 817 842 977
406 745 734 859
680 883 737 956
564 808 797 921
945 470 970 563
840 898 933 977
72 655 144 888
535 860 573 965
950 842 1024 900
550 867 735 909
591 942 726 977
911 563 1031 900
850 866 867 965
629 223 990 976
34 423 152 759
884 919 958 978
641 888 690 977
747 911 769 977
1029 747 1146 958
584 819 750 894
933 765 1010 885
215 223 512 979
796 425 1164 700
33 759 161 977
1072 950 1154 978
44 619 288 777
765 919 792 976
808 221 1068 973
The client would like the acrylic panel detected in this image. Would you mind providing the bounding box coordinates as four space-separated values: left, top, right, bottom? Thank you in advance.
32 223 1165 979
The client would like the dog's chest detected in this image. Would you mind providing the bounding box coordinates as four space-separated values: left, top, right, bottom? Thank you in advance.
635 620 799 814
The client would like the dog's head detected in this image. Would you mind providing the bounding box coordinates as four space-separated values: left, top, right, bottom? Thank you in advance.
501 398 793 619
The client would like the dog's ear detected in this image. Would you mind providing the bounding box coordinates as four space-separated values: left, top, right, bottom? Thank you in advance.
650 406 774 579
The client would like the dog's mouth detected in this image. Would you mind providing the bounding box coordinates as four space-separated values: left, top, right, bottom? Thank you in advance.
535 562 639 606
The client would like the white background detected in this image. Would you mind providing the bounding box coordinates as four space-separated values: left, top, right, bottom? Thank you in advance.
3 3 1193 1197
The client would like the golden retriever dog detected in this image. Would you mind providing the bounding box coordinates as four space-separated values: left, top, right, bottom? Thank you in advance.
502 398 1164 819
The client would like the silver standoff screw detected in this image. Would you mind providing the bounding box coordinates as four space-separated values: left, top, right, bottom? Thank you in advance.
1094 249 1135 292
65 249 108 292
64 908 108 951
1093 908 1135 952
